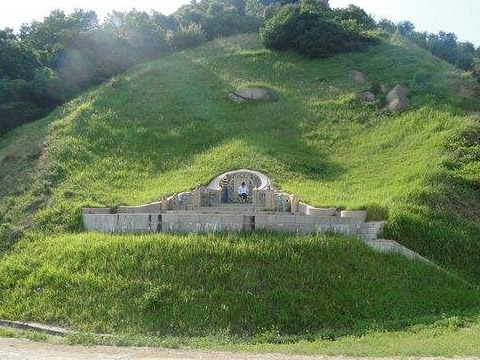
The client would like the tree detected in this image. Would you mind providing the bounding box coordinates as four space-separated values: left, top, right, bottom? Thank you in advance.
173 0 259 39
472 57 480 81
0 29 40 80
397 21 415 37
408 31 428 49
258 0 300 5
377 18 396 33
428 31 458 65
456 41 475 70
260 2 375 58
333 5 376 30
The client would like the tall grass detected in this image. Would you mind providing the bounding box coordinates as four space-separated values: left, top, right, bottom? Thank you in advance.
0 232 477 336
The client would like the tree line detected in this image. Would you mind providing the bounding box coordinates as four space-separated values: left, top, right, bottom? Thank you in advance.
1 0 479 135
0 1 265 135
378 19 480 76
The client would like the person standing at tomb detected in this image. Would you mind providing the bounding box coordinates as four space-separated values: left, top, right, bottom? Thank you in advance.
238 181 249 203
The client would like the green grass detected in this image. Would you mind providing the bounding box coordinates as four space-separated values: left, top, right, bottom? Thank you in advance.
0 327 49 342
0 33 480 352
4 314 480 356
0 232 478 337
63 319 480 357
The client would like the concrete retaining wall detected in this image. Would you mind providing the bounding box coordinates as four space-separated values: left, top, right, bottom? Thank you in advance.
82 213 432 264
83 212 374 238
83 214 160 233
365 239 431 264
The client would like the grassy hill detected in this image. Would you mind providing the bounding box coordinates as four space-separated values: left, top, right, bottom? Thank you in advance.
0 34 479 345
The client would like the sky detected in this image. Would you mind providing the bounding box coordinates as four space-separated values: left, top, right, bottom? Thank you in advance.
0 0 479 46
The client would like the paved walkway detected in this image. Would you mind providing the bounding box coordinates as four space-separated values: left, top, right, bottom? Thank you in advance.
1 338 479 360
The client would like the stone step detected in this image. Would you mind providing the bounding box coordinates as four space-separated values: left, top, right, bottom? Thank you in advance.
166 207 268 214
365 239 431 264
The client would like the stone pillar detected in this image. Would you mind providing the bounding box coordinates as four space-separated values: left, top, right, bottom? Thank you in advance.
160 196 170 211
265 190 276 211
290 195 299 214
252 188 259 207
193 187 202 209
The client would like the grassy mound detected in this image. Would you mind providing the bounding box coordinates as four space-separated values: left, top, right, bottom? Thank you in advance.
0 232 477 337
0 34 479 339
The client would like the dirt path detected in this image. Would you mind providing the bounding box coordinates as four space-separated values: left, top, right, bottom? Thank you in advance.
0 338 320 360
1 338 479 360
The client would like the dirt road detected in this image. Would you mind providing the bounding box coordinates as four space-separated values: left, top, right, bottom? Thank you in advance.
1 338 478 360
0 338 332 360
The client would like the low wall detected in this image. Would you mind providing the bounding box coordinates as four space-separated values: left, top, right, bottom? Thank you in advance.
83 212 373 238
83 213 160 233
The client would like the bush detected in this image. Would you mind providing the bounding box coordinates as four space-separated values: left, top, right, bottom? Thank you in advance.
260 2 376 58
167 24 207 50
332 5 376 31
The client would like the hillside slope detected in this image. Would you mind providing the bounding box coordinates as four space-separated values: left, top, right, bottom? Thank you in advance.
0 232 478 337
0 34 479 338
1 34 479 278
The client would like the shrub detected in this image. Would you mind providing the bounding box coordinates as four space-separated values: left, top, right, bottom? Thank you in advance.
332 5 376 31
260 2 376 58
167 24 207 51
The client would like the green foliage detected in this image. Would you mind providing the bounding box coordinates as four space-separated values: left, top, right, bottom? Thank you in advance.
377 18 396 33
167 24 208 50
0 29 39 79
397 21 415 37
260 2 376 58
173 0 260 39
472 57 480 81
0 2 268 135
381 20 478 73
332 5 376 31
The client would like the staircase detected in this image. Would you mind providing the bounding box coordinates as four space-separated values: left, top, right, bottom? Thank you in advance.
166 204 268 214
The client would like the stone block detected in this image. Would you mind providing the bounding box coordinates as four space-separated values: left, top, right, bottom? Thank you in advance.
340 210 367 220
177 214 199 223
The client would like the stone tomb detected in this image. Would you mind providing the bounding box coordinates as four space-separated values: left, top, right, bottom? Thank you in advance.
83 170 382 240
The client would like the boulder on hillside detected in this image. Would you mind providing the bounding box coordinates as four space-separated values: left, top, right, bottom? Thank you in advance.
228 92 246 103
356 91 376 102
229 87 278 102
350 70 367 85
381 84 392 94
385 84 408 111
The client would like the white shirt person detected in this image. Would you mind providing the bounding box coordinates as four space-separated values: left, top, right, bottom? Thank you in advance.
238 182 249 202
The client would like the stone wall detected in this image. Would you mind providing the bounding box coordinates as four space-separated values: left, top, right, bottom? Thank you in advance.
83 212 374 239
81 169 434 264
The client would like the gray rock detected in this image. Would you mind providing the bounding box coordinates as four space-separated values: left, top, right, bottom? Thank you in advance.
381 84 392 94
357 91 376 102
385 84 408 111
231 87 278 102
350 70 367 85
228 92 246 103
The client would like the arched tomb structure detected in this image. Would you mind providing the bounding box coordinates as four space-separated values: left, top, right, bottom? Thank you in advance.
82 169 378 239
